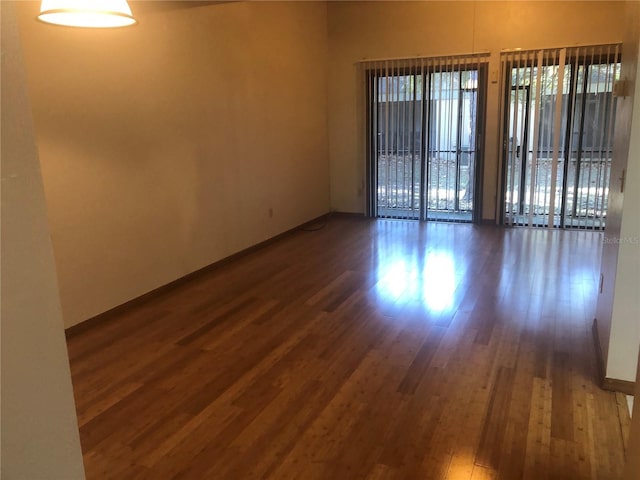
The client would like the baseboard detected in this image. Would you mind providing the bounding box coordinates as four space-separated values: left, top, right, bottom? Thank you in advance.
604 377 636 396
592 318 606 385
65 212 330 338
592 318 636 395
330 211 367 218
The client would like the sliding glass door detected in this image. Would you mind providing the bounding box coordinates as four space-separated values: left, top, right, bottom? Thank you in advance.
426 69 479 221
500 45 620 229
366 55 487 222
373 73 424 219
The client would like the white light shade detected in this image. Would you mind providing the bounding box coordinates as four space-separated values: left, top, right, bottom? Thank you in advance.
38 0 137 28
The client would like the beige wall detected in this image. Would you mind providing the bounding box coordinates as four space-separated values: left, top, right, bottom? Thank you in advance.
16 1 330 327
595 1 640 383
1 2 85 477
326 1 625 216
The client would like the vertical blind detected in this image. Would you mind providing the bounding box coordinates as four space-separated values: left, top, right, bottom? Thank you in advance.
362 53 488 221
499 44 621 229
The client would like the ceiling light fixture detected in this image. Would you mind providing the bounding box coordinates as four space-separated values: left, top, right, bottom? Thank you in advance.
37 0 137 28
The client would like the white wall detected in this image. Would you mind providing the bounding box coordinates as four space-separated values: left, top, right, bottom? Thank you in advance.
16 1 330 327
595 1 640 383
1 2 85 477
624 349 640 478
605 43 640 382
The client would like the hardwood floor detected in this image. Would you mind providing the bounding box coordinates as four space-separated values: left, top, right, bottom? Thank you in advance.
66 217 629 479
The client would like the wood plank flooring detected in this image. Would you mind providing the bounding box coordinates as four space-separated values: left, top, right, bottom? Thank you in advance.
66 217 629 479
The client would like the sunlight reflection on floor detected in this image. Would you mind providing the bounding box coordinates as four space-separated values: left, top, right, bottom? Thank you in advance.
374 250 456 314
